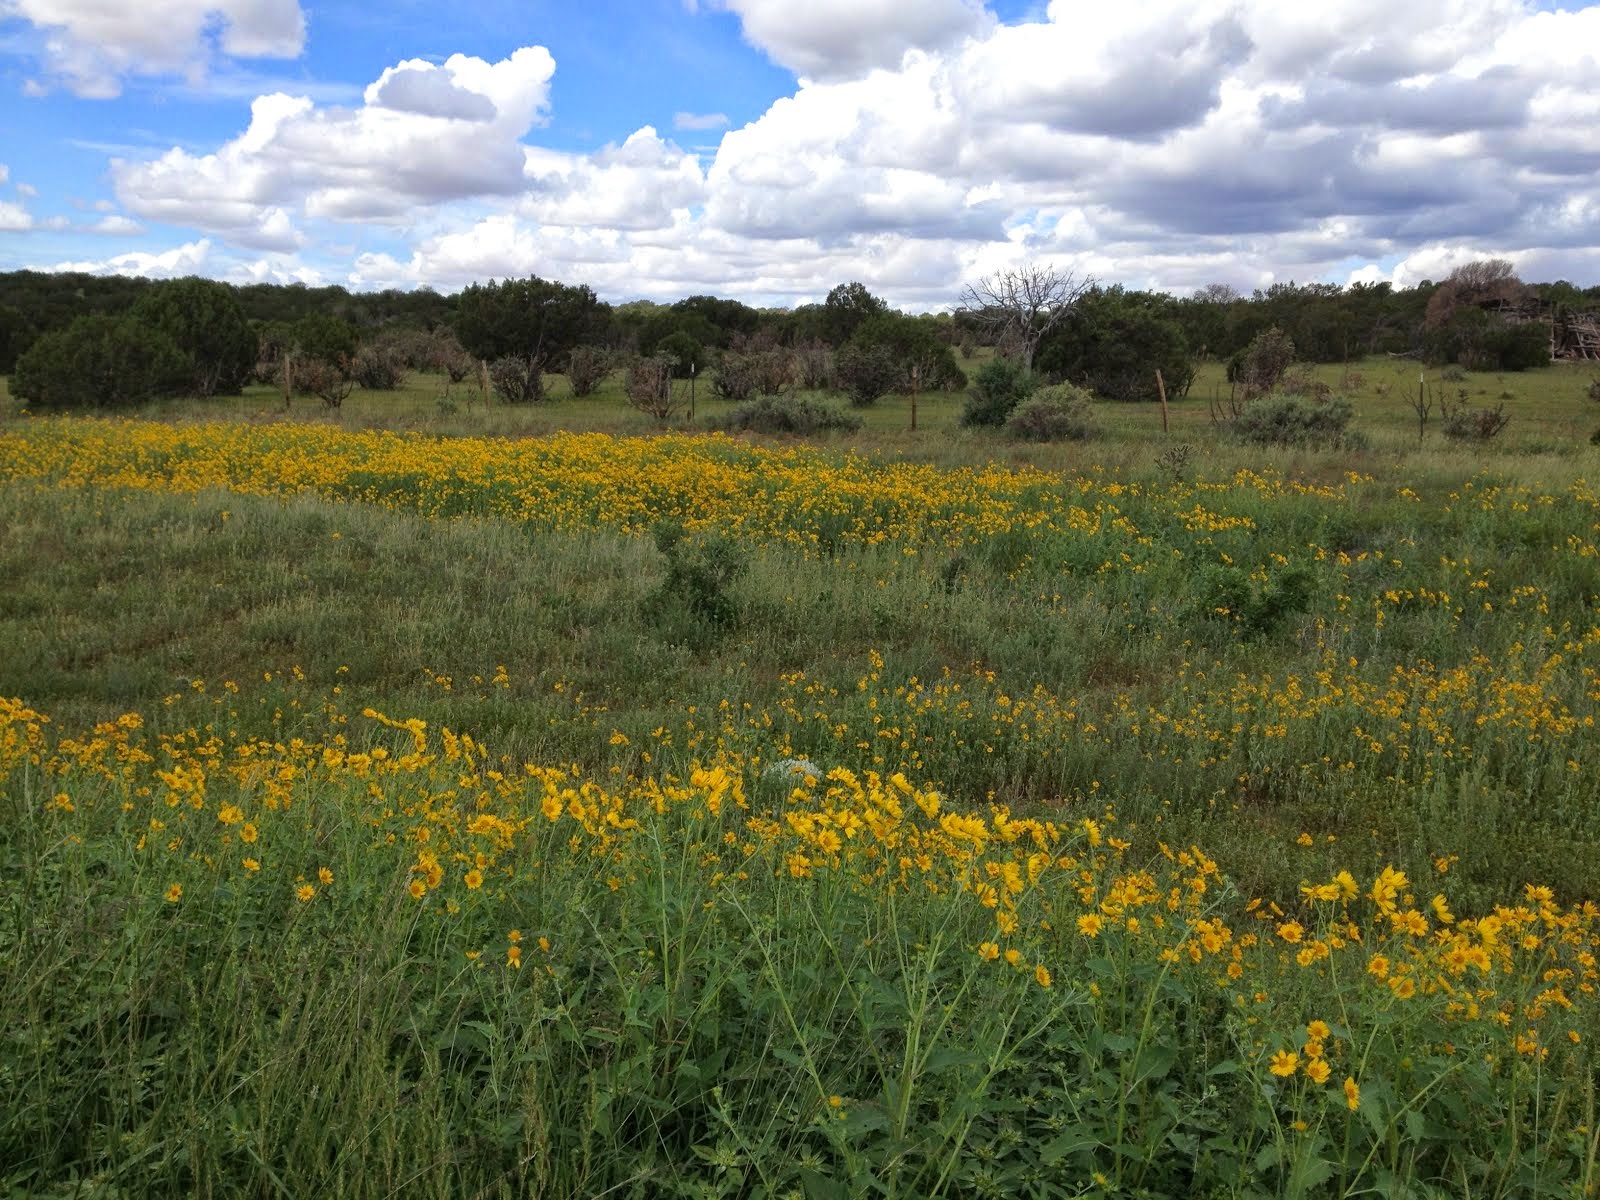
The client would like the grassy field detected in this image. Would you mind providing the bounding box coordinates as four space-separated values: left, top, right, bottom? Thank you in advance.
8 353 1597 451
2 360 1599 1197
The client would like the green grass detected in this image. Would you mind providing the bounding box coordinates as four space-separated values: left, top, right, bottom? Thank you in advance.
8 354 1596 455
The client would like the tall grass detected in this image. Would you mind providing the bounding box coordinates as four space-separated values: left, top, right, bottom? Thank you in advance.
3 697 1595 1197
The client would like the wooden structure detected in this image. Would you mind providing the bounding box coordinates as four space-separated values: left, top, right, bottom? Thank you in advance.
1487 299 1600 360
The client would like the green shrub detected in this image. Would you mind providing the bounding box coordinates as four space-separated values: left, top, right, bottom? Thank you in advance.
291 313 359 365
1197 561 1316 638
130 277 256 397
644 522 748 644
1034 289 1194 402
11 315 188 409
961 355 1036 427
713 393 862 436
834 342 899 407
1229 327 1296 398
1489 321 1551 371
1228 392 1355 446
1004 383 1097 441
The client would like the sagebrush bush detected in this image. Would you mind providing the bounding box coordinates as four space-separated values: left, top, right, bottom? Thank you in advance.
961 355 1036 427
712 393 863 436
1229 392 1355 446
1004 383 1097 441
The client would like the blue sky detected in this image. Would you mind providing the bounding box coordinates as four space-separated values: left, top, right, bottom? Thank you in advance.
2 0 1599 306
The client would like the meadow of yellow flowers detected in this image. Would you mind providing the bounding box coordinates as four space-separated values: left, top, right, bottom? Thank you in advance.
2 415 1598 1197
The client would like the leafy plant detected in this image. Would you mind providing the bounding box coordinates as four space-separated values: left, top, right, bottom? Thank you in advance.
712 392 863 436
130 277 256 397
1228 392 1355 447
1155 442 1194 483
834 342 900 407
644 522 748 643
1197 560 1316 638
1004 383 1097 441
11 315 188 409
960 355 1037 427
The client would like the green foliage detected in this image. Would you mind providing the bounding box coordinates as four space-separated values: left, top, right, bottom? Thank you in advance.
130 277 256 397
11 315 187 409
655 329 704 378
1197 560 1317 638
712 393 863 435
822 281 889 346
292 312 359 365
1230 327 1297 398
1493 320 1553 370
849 313 967 392
1035 287 1195 401
645 522 747 643
1229 392 1355 447
834 341 900 407
0 303 33 374
1004 383 1098 441
1425 308 1552 372
455 276 609 371
960 355 1037 427
1155 443 1194 484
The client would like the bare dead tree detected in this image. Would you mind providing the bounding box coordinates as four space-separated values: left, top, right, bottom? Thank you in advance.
958 264 1093 372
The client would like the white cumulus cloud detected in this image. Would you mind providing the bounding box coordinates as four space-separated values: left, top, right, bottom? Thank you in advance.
2 0 305 97
711 0 989 79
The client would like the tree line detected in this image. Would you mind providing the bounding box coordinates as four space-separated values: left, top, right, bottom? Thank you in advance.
3 262 1595 411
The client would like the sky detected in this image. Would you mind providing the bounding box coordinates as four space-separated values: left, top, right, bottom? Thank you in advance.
1 0 1598 308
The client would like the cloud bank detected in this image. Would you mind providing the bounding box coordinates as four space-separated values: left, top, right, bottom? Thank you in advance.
18 0 1600 303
